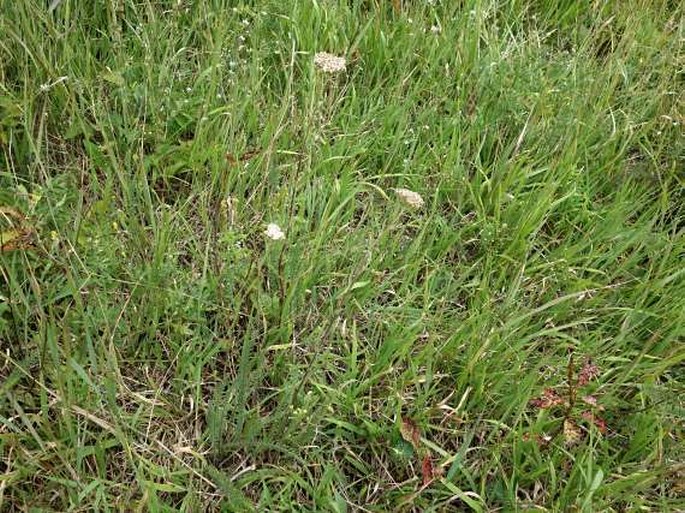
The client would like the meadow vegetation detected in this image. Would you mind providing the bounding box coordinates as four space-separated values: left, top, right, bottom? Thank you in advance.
1 0 683 510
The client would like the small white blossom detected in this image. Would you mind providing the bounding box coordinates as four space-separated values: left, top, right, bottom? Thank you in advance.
39 75 69 92
264 223 285 240
393 188 425 209
314 52 347 73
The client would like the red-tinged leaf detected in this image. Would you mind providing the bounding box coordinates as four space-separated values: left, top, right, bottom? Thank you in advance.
594 416 608 434
421 454 435 486
400 417 420 448
578 359 600 386
530 388 565 409
581 410 608 434
544 388 565 405
582 395 598 407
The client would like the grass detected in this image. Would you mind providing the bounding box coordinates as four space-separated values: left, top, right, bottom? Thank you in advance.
0 0 683 511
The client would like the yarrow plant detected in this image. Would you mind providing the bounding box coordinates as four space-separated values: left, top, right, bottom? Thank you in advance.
392 188 425 209
313 52 346 73
264 223 285 240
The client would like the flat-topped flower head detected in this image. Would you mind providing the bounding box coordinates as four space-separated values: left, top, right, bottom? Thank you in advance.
393 188 425 209
264 223 285 240
314 52 347 73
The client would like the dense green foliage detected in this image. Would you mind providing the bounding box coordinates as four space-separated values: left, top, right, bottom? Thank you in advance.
1 0 683 510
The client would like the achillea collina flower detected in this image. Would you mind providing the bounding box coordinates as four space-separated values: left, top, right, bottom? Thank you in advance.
393 188 425 209
264 223 285 240
314 52 347 73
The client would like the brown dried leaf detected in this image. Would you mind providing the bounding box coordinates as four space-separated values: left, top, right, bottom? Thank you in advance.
0 228 23 247
239 148 261 162
226 148 261 166
0 207 34 253
0 206 26 221
421 454 435 486
530 388 565 409
465 91 477 118
400 417 420 448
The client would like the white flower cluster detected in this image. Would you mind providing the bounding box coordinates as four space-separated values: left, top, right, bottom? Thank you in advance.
393 188 425 209
314 52 347 73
